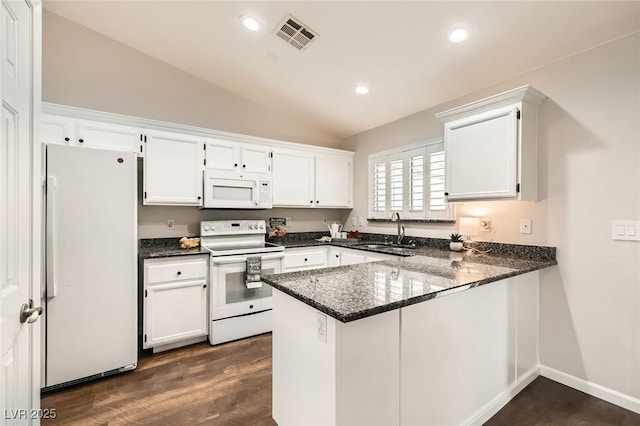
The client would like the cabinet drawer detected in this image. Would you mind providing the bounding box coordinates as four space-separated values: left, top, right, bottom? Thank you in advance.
284 250 327 270
146 257 207 284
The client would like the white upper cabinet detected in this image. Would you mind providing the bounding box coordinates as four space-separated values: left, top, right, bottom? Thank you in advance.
272 149 315 207
143 130 205 206
315 154 352 208
41 114 141 154
436 85 546 202
205 138 272 174
272 150 353 209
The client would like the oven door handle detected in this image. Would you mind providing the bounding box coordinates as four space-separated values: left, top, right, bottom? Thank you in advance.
211 252 285 265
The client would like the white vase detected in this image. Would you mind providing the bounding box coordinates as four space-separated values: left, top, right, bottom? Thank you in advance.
449 242 463 251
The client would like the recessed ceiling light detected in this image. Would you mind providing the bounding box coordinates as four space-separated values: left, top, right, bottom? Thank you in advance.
241 15 261 32
448 28 469 43
355 86 369 95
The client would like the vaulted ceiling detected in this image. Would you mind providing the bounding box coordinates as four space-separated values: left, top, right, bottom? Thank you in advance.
44 1 640 139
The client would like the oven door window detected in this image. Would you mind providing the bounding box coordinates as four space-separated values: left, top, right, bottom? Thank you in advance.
224 268 273 304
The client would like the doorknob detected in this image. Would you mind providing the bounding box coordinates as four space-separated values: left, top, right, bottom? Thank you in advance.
20 299 43 324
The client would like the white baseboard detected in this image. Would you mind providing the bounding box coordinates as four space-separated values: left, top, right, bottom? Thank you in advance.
540 365 640 415
465 367 540 426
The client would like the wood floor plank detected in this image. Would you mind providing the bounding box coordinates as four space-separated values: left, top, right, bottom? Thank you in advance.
42 333 640 425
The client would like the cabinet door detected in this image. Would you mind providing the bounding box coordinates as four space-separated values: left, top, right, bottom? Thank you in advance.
41 114 76 145
340 250 366 266
272 149 315 207
205 138 240 171
242 144 272 174
327 247 342 267
445 106 519 201
144 131 204 205
144 280 208 348
315 154 352 208
77 119 141 154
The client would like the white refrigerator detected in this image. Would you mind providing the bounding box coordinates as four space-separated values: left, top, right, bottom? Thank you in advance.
45 144 137 389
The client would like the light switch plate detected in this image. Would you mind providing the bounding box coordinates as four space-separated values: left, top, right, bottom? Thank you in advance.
520 219 532 234
612 220 640 241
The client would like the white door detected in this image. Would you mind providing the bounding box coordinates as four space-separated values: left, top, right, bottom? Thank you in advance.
143 131 204 205
272 149 315 207
145 280 208 348
315 154 352 208
205 138 240 171
77 119 141 153
241 144 271 174
1 0 41 421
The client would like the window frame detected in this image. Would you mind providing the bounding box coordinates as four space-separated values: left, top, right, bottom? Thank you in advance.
368 139 454 220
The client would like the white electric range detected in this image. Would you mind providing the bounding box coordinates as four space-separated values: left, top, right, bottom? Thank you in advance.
200 220 285 345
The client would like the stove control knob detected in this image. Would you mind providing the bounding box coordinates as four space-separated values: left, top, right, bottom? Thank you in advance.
248 224 254 229
203 225 210 231
259 223 264 230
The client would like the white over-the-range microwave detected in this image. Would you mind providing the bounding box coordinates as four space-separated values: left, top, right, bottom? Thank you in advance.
202 170 272 209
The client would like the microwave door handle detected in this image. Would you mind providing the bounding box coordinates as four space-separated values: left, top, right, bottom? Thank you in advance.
253 182 259 206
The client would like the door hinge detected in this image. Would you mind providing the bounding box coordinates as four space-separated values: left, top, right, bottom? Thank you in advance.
144 289 147 297
516 183 521 193
144 191 147 199
516 110 521 120
144 334 147 343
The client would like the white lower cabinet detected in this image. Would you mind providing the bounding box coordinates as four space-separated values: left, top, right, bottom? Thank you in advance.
143 255 209 352
283 247 328 272
287 246 397 272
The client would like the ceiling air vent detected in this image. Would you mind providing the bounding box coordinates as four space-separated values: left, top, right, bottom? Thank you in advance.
275 15 317 51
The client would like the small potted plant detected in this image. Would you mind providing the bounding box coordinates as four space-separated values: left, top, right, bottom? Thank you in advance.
449 233 464 252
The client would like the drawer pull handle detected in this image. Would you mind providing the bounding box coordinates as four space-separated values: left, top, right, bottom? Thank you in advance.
177 271 182 275
249 304 254 309
203 284 207 288
304 258 308 261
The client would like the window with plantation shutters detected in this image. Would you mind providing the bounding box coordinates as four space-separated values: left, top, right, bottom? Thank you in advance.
368 140 453 220
429 151 446 211
389 159 403 211
409 154 424 212
373 162 386 212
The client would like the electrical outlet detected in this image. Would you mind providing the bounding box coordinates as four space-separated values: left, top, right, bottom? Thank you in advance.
317 313 327 343
322 218 327 225
285 217 292 226
520 219 532 234
166 219 175 230
352 217 357 226
359 217 365 226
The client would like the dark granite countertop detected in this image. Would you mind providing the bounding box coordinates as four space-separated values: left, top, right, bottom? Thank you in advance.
139 237 209 259
263 239 557 323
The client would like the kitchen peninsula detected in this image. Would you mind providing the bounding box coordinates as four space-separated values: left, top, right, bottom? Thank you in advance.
263 245 557 426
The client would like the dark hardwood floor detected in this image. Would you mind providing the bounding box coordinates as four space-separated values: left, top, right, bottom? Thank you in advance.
42 333 640 425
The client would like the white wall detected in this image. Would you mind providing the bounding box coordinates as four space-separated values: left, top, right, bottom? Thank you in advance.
342 33 640 400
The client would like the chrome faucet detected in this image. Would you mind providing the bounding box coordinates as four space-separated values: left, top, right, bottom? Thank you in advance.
390 212 405 245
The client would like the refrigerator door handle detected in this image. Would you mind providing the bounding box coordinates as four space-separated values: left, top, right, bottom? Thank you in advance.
46 176 57 298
